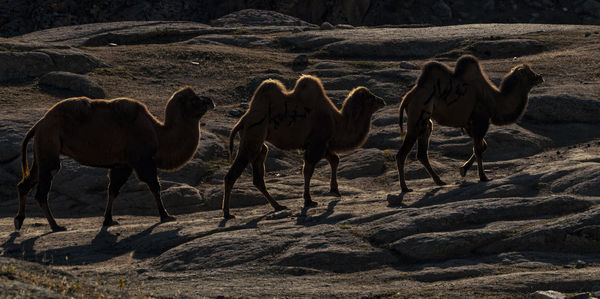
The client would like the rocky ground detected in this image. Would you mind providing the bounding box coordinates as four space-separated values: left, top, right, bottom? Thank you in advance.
1 10 600 298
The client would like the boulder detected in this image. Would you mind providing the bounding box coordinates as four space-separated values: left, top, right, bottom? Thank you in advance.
0 52 54 82
529 290 567 299
212 9 314 27
525 95 600 123
0 48 103 82
39 71 106 99
580 0 600 18
467 39 546 58
320 22 335 30
337 148 385 179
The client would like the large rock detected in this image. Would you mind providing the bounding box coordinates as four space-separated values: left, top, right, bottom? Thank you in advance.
525 95 600 123
39 71 106 98
0 52 54 81
2 1 599 38
481 207 600 254
467 39 546 58
337 148 385 179
152 228 293 272
212 9 315 27
0 48 103 82
279 24 577 59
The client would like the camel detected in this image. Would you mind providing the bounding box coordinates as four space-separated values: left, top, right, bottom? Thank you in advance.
223 75 385 219
15 87 215 232
397 55 543 192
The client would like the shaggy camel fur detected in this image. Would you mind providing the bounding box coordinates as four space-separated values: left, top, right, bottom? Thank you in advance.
15 87 215 232
397 55 543 192
223 75 385 219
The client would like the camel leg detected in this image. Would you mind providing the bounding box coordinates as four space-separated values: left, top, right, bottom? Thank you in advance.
103 165 133 227
223 152 250 219
325 151 341 196
35 159 65 232
303 143 327 208
417 119 446 186
470 115 491 182
473 137 490 182
14 160 39 231
396 132 418 193
251 144 287 212
460 139 487 177
133 160 175 223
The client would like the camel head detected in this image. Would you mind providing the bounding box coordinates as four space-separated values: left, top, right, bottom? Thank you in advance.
167 86 215 120
513 64 544 87
342 86 386 117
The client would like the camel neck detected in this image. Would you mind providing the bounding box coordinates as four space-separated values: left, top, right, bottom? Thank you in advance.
154 116 200 170
330 110 372 152
491 78 531 125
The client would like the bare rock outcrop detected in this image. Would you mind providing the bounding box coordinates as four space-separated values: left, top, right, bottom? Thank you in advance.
39 71 106 99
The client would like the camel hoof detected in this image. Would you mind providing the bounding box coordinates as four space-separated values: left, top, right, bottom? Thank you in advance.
435 180 447 186
274 205 288 211
161 215 176 223
480 177 492 182
102 219 119 227
304 200 318 208
51 225 67 232
459 167 467 177
14 217 23 231
401 188 413 193
223 213 235 220
328 189 341 197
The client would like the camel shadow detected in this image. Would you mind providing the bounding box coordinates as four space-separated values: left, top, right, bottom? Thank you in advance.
1 231 56 263
1 223 184 266
295 199 353 227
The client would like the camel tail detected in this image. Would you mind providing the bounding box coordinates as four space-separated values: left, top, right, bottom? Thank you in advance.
398 92 410 138
228 119 243 162
19 124 37 183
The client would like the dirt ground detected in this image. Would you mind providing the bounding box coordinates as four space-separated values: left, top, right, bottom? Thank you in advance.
1 21 600 298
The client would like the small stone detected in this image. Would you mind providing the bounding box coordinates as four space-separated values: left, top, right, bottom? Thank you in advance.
585 32 592 37
320 22 334 30
292 54 309 66
576 259 587 268
529 290 566 299
571 292 591 299
335 24 354 29
400 61 419 70
108 42 118 47
386 193 403 206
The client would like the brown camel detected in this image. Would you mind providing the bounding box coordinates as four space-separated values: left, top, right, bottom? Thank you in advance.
397 55 543 192
15 87 215 232
223 75 385 219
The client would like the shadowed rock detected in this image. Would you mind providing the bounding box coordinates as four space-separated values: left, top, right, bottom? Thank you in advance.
39 71 106 99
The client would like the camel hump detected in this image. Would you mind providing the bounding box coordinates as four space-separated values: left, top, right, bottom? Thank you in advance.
256 79 286 95
54 97 93 123
109 98 143 123
417 61 452 86
454 55 484 79
294 75 323 90
293 75 327 101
